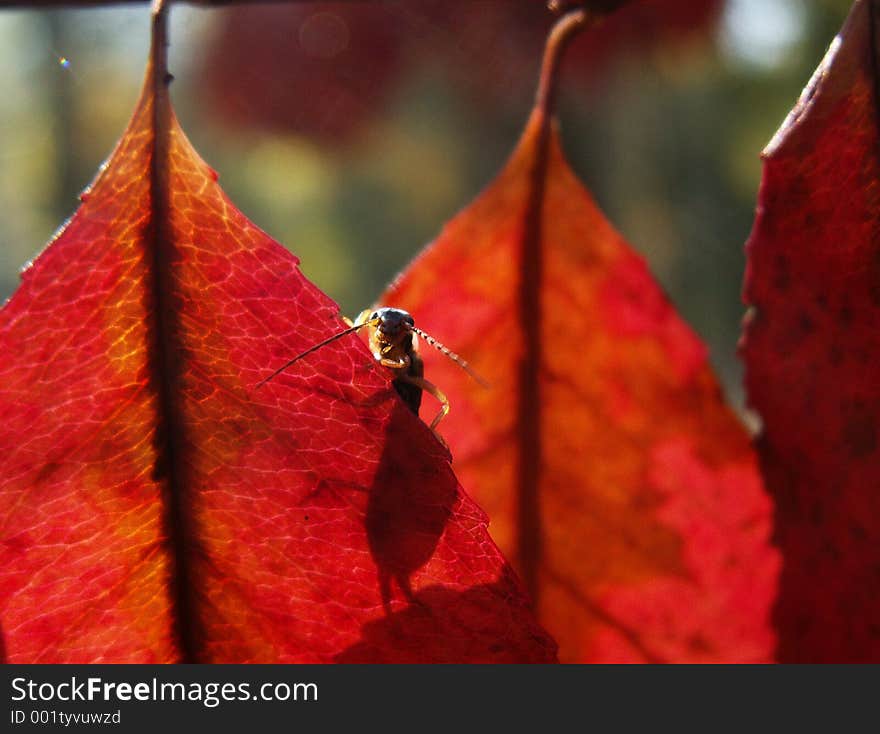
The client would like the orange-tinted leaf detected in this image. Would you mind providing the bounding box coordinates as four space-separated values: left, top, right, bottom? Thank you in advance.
741 0 880 663
383 11 778 663
0 10 555 664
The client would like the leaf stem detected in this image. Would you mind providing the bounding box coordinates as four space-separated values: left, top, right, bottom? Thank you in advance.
151 0 169 86
536 8 594 117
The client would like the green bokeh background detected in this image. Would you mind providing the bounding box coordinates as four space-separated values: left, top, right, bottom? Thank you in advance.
0 0 852 414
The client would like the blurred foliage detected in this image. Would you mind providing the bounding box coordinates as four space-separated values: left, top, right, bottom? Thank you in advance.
0 0 853 407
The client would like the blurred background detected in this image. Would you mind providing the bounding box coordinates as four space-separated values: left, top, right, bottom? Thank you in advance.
0 0 852 412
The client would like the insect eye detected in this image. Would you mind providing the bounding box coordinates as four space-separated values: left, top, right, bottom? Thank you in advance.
404 316 414 326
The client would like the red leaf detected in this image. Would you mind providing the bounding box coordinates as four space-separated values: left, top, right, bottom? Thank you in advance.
0 9 555 664
201 2 403 143
199 0 722 144
742 0 880 663
382 11 779 663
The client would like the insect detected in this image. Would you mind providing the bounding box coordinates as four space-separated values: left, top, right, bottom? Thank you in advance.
256 307 486 439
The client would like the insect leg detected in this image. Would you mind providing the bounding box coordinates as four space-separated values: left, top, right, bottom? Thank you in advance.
398 374 449 430
379 354 411 369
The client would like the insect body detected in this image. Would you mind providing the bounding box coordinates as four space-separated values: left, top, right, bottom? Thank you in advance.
257 307 485 438
358 307 429 419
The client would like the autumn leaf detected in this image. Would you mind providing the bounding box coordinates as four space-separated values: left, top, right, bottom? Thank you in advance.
0 3 555 664
382 9 779 663
201 1 404 143
199 0 722 144
741 0 880 663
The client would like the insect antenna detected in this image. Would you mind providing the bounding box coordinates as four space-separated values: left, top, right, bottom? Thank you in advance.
410 326 489 388
256 318 378 388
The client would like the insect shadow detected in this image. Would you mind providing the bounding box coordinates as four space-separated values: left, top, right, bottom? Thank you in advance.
364 400 456 615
